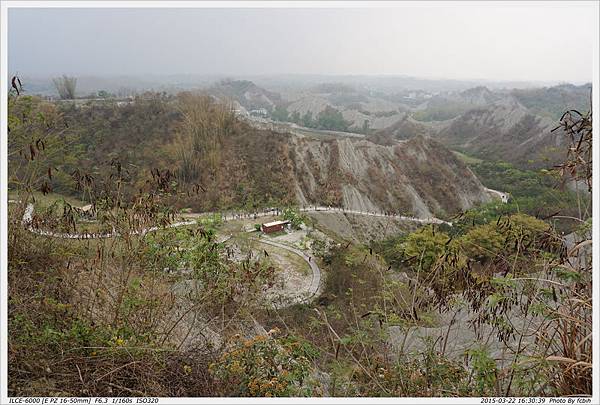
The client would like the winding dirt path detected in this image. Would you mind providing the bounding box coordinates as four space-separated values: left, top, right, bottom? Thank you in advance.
252 237 321 305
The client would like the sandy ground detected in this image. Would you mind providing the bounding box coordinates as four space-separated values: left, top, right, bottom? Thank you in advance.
386 294 545 369
223 223 321 309
258 241 315 308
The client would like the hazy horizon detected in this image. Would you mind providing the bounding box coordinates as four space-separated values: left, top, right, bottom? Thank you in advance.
8 4 597 84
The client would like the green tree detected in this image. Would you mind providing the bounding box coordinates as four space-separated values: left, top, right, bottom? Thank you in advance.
271 105 289 122
316 106 349 131
97 90 113 99
458 224 504 263
281 207 306 229
301 111 315 128
458 213 550 263
290 111 301 124
361 119 370 134
400 226 450 271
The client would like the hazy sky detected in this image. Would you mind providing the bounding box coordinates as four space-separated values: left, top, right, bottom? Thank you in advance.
7 4 598 83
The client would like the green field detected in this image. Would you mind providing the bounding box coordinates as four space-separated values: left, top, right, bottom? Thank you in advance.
452 150 483 164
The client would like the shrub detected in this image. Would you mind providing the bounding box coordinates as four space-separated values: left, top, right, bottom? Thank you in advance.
210 330 321 397
281 208 306 229
400 226 450 272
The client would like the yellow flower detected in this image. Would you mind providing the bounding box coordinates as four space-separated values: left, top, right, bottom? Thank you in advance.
115 338 125 346
183 365 192 375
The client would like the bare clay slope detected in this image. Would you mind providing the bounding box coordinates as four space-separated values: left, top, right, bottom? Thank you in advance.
289 135 490 218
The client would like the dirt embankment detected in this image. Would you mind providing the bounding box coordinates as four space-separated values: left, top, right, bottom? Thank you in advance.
290 135 491 218
308 211 420 244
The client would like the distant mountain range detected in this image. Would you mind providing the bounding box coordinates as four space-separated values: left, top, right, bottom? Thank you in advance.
379 84 591 168
16 73 573 97
208 79 590 169
218 80 590 169
17 73 591 170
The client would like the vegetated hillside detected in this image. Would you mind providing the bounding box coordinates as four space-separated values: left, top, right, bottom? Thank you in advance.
169 121 298 212
412 86 501 122
59 93 180 174
9 82 591 398
208 79 282 111
436 96 566 168
372 115 430 141
454 86 501 105
18 93 295 210
511 83 591 120
282 83 405 131
372 84 591 169
33 93 490 217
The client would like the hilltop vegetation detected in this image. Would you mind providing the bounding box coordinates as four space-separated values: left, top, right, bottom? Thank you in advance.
209 79 282 112
461 158 587 233
10 93 297 211
271 104 351 132
511 83 592 120
9 91 494 217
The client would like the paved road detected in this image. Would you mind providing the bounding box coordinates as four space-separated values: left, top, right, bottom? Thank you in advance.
18 182 518 240
252 237 321 304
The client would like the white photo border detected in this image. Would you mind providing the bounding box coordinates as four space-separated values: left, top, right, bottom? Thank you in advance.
1 1 598 404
